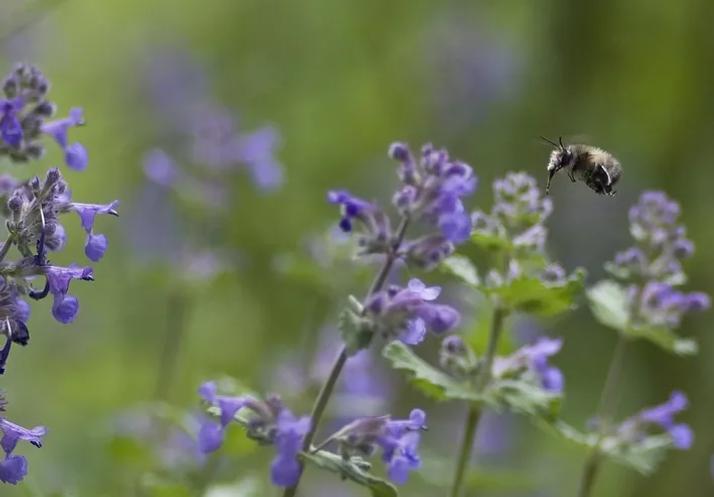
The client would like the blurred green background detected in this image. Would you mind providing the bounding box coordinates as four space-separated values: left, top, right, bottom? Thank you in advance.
1 0 713 496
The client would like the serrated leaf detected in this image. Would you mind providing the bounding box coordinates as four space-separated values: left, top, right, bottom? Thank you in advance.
441 255 480 287
489 379 561 420
382 341 482 401
587 280 698 355
339 307 373 356
382 342 561 420
547 421 673 475
302 450 398 497
489 270 585 317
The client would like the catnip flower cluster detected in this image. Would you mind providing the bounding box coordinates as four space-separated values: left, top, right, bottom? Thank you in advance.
608 191 710 326
0 63 118 486
617 391 692 450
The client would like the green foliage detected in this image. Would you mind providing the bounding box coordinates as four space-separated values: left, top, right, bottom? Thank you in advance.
441 255 480 287
339 299 374 355
382 341 560 419
587 280 698 355
487 269 586 316
550 422 675 475
302 450 398 497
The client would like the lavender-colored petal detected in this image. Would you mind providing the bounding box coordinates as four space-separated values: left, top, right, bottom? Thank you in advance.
399 318 426 345
670 423 693 450
65 143 88 171
0 455 27 484
197 419 224 454
51 294 79 324
85 233 108 262
198 381 217 403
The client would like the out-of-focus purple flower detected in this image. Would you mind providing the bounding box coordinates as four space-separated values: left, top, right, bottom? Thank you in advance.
493 337 564 393
636 281 710 328
0 98 23 147
0 411 46 485
610 191 696 283
42 265 94 324
233 126 284 192
331 409 426 485
365 278 460 345
618 391 693 450
143 149 180 188
197 381 310 488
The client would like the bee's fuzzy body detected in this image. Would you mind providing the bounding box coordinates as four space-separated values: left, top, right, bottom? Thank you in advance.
545 140 621 196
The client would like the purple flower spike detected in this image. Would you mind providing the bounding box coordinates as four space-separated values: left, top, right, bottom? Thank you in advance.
68 201 119 261
41 107 87 170
43 265 94 324
494 337 564 393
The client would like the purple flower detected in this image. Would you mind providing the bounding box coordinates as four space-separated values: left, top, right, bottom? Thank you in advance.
41 108 88 170
143 149 180 188
494 337 564 393
389 142 476 243
637 281 710 328
271 410 311 486
66 201 120 261
197 381 310 488
365 278 460 345
619 391 693 450
0 416 46 485
0 98 23 147
43 265 94 324
333 409 426 485
234 126 284 192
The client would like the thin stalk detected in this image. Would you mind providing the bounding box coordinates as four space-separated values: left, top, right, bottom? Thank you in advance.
449 305 507 497
576 334 628 497
282 217 410 497
153 288 188 401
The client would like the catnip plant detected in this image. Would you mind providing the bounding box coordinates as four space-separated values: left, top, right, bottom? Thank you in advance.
196 142 474 495
0 63 118 484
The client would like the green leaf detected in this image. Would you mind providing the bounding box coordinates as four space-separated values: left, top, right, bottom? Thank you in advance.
587 280 698 355
441 255 480 287
488 379 561 420
489 269 585 317
339 307 373 356
382 342 561 420
470 230 512 252
381 341 482 401
548 422 673 475
302 450 398 497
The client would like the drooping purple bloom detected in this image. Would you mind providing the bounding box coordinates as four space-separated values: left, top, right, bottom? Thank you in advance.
66 201 119 261
365 278 460 345
618 391 693 450
0 416 46 485
41 107 88 170
271 410 311 486
42 265 94 324
143 148 180 188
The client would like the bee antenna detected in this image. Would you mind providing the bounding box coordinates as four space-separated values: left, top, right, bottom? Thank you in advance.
539 136 560 148
558 136 565 150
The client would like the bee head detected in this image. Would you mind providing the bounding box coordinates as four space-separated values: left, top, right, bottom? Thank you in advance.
542 136 573 195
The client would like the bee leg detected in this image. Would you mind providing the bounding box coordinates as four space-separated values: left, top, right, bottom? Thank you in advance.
568 171 576 182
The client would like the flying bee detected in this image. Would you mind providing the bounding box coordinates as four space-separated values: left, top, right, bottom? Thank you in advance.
542 136 622 196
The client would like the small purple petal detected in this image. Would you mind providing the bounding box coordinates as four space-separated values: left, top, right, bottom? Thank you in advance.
0 455 27 484
85 233 107 262
197 419 224 453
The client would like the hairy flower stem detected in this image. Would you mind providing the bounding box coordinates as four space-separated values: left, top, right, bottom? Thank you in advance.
450 305 507 497
577 334 628 497
0 238 13 263
282 217 410 497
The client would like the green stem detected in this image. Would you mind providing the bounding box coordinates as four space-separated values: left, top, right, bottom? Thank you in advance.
153 288 188 401
449 305 507 497
576 334 628 497
0 237 13 263
282 217 410 497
